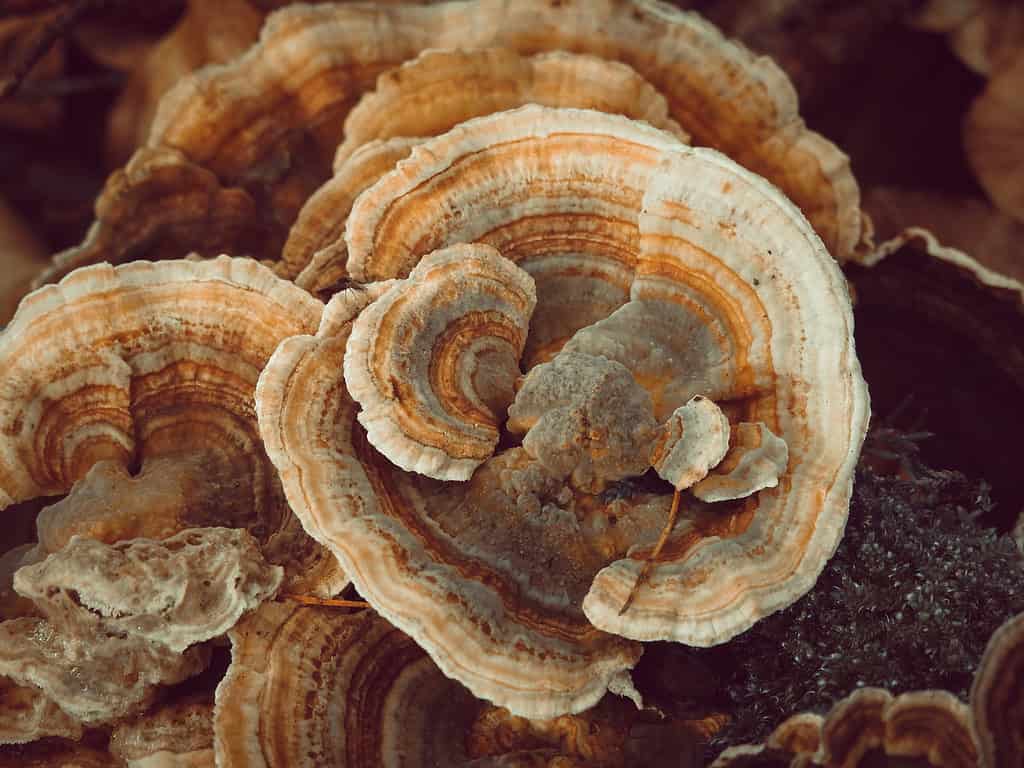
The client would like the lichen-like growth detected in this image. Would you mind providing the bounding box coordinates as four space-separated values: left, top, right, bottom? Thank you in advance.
705 457 1024 750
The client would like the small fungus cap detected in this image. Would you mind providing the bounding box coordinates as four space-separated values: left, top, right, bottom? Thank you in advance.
344 244 536 481
651 396 731 491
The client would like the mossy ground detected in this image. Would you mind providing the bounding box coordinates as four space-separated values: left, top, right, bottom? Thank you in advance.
638 440 1024 757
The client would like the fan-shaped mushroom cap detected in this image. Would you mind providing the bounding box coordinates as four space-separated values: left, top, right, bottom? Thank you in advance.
692 421 788 503
336 105 868 644
971 611 1024 768
147 0 862 263
14 528 282 654
283 137 422 284
256 285 643 718
0 257 344 596
36 148 269 288
651 396 731 491
346 106 682 284
506 353 659 493
334 47 688 169
344 244 536 480
214 603 481 767
110 692 214 768
712 689 977 768
0 677 82 746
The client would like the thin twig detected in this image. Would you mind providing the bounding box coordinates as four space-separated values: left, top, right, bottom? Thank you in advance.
0 0 96 99
0 1 65 18
279 593 370 609
13 71 123 99
619 487 681 615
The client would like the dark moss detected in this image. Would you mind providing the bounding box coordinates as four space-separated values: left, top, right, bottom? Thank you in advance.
697 456 1024 753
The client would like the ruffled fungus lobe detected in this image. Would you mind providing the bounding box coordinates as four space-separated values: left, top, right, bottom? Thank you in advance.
344 244 537 480
36 0 866 288
0 615 208 725
215 604 480 767
14 528 282 654
712 688 977 768
971 612 1024 768
143 0 862 265
0 257 344 596
258 284 643 717
0 528 278 725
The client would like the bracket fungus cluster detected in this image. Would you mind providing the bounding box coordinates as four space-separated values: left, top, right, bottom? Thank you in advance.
26 0 871 318
23 0 1008 762
257 104 869 718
